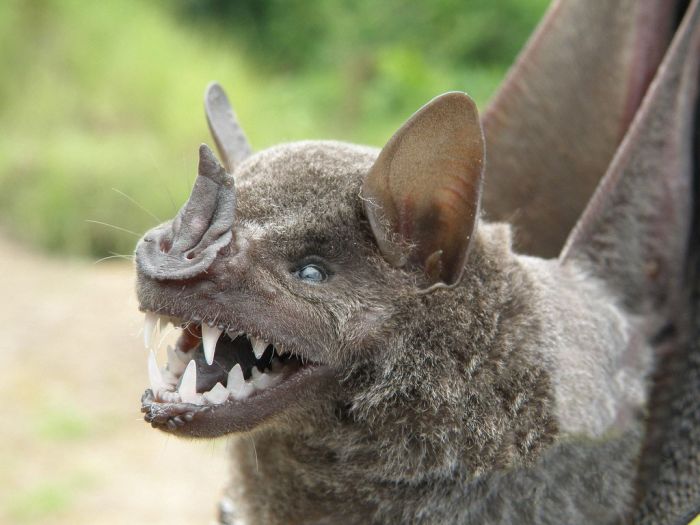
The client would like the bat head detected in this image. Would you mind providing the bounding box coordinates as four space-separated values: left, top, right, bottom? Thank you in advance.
136 91 497 435
135 88 577 483
135 0 699 480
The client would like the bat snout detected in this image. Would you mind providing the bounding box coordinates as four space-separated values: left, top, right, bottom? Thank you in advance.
135 144 237 281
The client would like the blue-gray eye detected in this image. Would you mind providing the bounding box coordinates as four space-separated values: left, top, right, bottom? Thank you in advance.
297 264 327 282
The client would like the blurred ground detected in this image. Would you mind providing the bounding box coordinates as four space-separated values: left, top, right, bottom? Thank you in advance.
0 235 227 524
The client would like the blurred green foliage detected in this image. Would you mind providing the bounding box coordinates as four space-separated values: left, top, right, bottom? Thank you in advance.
179 0 548 70
0 0 547 258
7 473 96 523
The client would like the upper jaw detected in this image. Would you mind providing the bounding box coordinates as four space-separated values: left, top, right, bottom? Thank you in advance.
139 309 335 438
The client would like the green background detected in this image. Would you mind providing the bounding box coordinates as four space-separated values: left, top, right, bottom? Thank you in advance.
0 0 548 258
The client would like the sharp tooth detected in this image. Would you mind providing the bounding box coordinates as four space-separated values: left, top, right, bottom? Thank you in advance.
144 312 158 348
248 368 281 391
161 368 178 387
167 345 187 376
179 360 198 403
159 390 181 403
202 324 223 366
227 364 254 400
256 371 282 390
203 382 229 404
251 338 268 359
148 351 167 392
174 345 194 364
227 364 245 393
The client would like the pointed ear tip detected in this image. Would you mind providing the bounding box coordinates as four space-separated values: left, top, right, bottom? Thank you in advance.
422 91 480 122
440 90 470 99
204 82 229 107
435 91 477 106
198 144 220 166
204 81 223 96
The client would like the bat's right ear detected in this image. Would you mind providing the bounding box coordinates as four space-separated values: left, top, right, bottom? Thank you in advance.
204 82 252 173
361 92 485 292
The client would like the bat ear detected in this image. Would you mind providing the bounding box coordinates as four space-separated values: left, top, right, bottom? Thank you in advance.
560 0 700 318
482 0 680 257
361 92 485 291
204 82 252 173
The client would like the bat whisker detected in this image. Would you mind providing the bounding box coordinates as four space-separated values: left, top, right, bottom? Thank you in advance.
85 219 141 237
111 187 162 222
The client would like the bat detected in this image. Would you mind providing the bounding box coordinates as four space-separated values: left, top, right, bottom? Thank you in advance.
134 1 700 523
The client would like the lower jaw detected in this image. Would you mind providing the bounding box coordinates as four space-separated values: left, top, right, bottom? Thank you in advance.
142 365 336 438
140 312 336 437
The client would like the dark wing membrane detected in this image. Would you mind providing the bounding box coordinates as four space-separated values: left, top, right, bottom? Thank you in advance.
559 0 699 325
556 0 700 521
634 3 700 521
482 0 683 257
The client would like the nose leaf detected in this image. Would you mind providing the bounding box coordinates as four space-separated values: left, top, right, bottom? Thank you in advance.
136 144 236 280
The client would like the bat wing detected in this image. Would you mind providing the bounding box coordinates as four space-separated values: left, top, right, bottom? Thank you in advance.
559 1 700 521
482 0 683 257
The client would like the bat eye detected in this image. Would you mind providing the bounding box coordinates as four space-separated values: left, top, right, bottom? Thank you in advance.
296 263 327 283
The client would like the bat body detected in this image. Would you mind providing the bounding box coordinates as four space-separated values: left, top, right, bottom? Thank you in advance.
138 141 648 524
134 1 700 523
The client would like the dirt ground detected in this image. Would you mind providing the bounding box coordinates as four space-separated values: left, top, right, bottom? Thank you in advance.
0 236 228 524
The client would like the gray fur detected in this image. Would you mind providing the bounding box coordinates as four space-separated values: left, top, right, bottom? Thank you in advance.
136 142 652 523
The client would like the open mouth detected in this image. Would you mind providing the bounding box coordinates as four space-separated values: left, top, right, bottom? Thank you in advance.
140 311 333 436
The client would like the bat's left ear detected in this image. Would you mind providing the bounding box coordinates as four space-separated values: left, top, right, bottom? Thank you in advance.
204 82 252 173
361 92 485 291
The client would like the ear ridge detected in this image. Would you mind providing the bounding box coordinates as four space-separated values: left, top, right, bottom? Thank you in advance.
204 82 252 173
560 0 700 318
361 92 485 290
